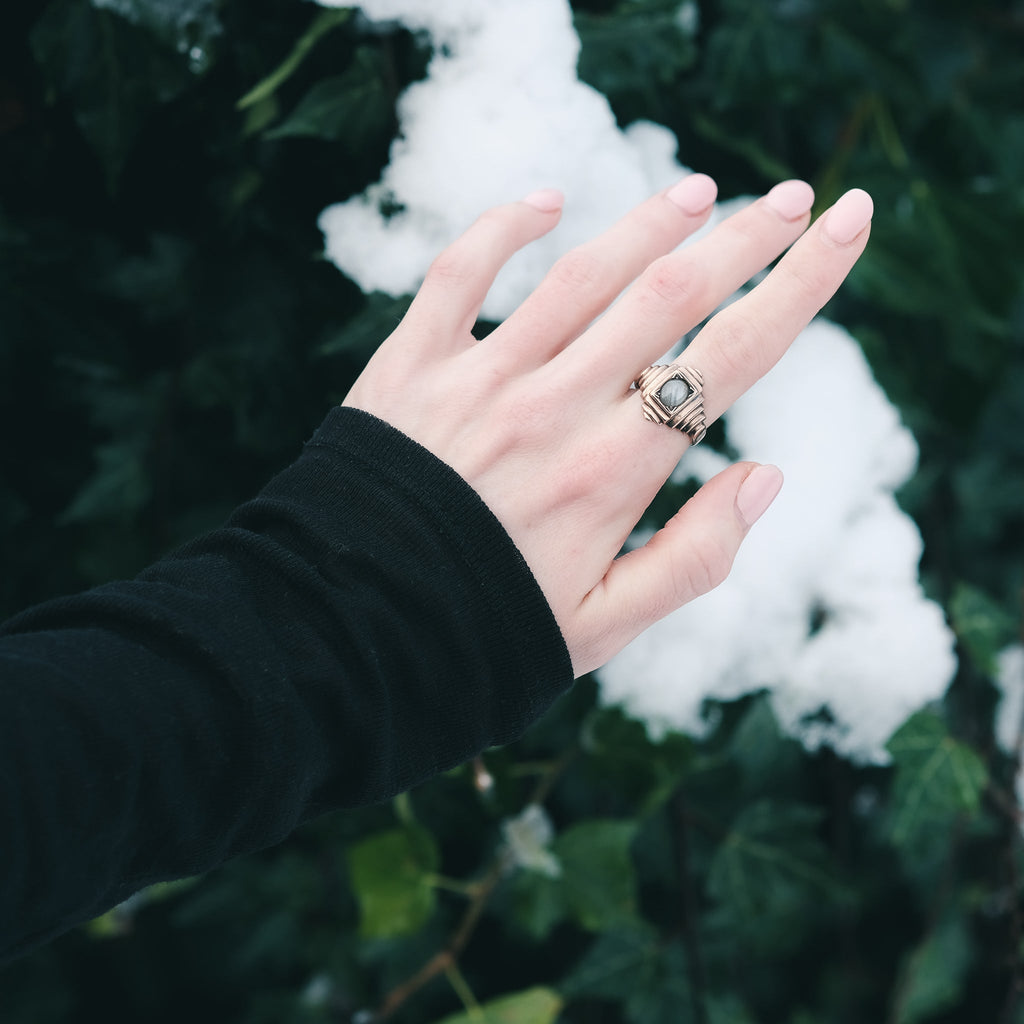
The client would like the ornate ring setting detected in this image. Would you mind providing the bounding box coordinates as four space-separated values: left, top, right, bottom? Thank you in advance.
633 363 707 446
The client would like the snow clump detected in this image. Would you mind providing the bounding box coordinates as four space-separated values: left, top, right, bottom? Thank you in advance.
316 0 688 320
601 320 957 764
994 645 1024 813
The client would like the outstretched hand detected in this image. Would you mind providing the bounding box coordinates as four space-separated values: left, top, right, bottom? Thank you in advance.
343 176 873 676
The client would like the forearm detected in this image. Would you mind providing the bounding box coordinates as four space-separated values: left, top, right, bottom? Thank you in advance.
0 408 571 963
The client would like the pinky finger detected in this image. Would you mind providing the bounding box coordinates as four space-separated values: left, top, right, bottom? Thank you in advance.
406 190 565 347
568 462 783 676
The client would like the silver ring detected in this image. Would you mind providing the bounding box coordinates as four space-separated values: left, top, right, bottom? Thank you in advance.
633 363 707 446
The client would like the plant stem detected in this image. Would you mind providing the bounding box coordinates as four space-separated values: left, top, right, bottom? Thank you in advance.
236 8 351 110
370 750 575 1020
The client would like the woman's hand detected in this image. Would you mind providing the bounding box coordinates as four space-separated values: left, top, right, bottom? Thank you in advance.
343 176 873 676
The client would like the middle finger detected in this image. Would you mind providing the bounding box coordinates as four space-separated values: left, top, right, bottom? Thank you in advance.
558 180 817 389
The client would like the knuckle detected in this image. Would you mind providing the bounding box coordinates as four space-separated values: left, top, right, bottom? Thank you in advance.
775 254 832 304
554 450 607 503
718 210 764 251
639 253 703 312
425 243 475 288
548 246 605 296
707 307 773 380
679 538 735 598
493 386 555 446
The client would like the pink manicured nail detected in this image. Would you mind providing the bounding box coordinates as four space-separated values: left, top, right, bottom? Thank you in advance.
764 179 815 221
822 188 874 245
665 173 718 215
523 188 564 212
736 464 784 528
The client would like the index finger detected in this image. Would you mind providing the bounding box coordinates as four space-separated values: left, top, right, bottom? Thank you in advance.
685 187 874 423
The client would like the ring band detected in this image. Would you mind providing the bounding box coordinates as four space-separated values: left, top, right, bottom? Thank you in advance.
634 363 707 446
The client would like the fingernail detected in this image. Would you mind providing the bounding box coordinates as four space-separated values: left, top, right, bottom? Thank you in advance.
736 464 784 527
764 179 815 221
665 173 718 215
523 188 564 212
822 188 874 245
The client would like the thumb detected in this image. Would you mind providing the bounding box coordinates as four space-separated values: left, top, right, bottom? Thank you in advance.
571 462 783 676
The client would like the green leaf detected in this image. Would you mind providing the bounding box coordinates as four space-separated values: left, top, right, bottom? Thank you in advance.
347 825 439 939
885 712 988 847
575 0 698 110
90 0 223 72
507 869 566 941
706 800 844 953
553 819 639 931
265 48 393 148
31 0 192 190
728 694 801 795
430 987 562 1024
623 942 690 1024
948 582 1018 675
564 926 691 1024
562 923 661 1000
891 911 973 1024
508 818 638 938
580 705 693 813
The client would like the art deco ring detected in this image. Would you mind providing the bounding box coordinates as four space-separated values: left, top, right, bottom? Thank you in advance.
633 363 707 446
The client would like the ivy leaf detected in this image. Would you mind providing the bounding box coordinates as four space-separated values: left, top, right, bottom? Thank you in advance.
706 800 844 953
265 48 393 149
562 922 661 1000
891 911 973 1024
727 694 801 796
564 926 691 1024
885 712 988 848
580 705 693 813
623 942 690 1024
90 0 223 71
508 818 638 938
554 819 639 932
347 825 439 939
31 0 192 190
430 987 562 1024
507 870 565 942
575 0 698 116
948 582 1018 676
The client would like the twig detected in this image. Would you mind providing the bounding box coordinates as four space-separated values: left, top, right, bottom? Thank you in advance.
370 749 576 1021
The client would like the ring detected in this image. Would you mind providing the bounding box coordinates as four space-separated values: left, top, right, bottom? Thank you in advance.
633 363 707 446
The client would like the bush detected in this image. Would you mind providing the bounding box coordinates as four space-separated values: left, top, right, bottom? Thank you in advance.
1 1 1022 1021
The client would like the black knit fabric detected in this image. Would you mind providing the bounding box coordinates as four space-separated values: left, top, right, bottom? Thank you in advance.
0 407 572 964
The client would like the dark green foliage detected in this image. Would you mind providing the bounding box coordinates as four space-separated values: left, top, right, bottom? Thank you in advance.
2 1 1023 1022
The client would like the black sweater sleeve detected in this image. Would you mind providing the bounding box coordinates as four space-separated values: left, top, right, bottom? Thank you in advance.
0 407 572 964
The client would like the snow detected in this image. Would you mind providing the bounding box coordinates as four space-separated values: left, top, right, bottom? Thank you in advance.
316 0 687 320
603 321 956 763
995 645 1024 756
315 0 957 763
995 646 1024 815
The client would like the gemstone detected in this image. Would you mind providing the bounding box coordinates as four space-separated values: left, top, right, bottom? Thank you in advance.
658 377 690 409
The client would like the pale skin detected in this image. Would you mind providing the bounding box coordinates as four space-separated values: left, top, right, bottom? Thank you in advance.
343 175 874 677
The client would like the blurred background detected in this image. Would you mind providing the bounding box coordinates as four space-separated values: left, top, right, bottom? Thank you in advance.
1 1 1023 1021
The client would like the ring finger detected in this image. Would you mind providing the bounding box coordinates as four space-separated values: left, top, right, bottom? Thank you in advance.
557 179 818 390
609 188 875 475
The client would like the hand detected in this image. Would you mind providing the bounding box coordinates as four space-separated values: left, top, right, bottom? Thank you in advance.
343 176 873 676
